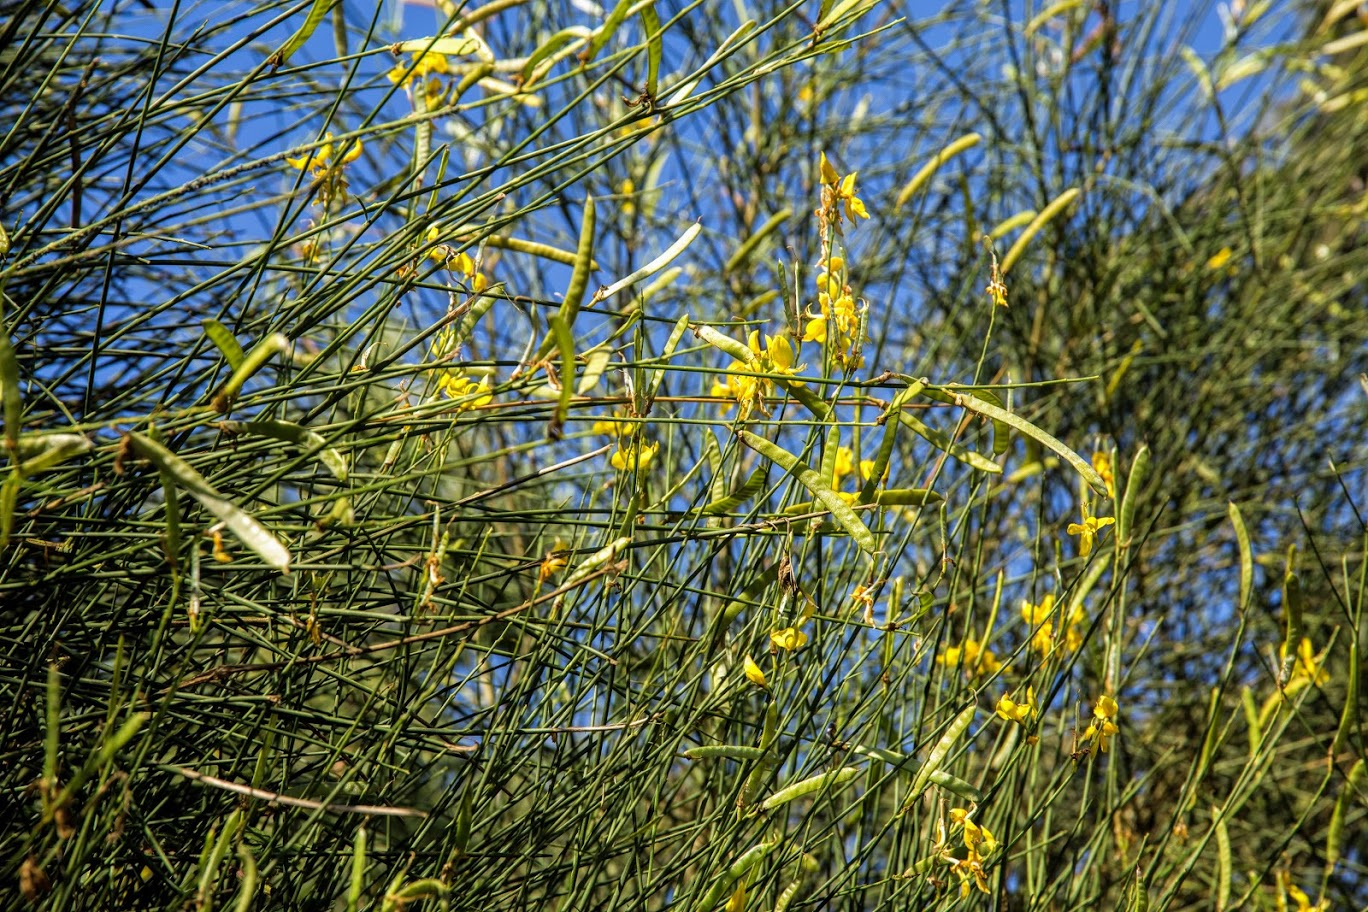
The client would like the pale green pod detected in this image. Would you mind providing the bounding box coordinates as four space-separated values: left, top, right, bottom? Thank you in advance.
760 766 860 812
1117 444 1150 546
693 839 778 912
910 705 975 800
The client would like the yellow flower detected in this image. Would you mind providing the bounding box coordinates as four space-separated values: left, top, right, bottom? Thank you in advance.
770 626 808 651
747 329 800 374
833 446 856 484
950 808 999 855
818 152 870 226
995 686 1036 724
713 328 801 420
1091 451 1115 499
1020 592 1056 652
609 440 659 472
286 132 363 177
1205 247 1233 271
850 584 877 624
1020 595 1051 623
1082 694 1120 753
858 458 884 484
801 311 828 344
742 655 768 689
591 413 631 437
945 808 997 896
424 227 489 290
1067 511 1115 556
937 638 1001 679
388 51 450 88
438 372 493 410
538 548 568 584
986 253 1008 308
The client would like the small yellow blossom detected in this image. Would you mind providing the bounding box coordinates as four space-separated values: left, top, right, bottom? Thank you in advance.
388 52 450 109
725 878 747 912
538 548 568 584
609 439 659 472
712 328 802 419
937 638 1001 679
770 625 808 651
748 330 800 374
438 372 493 410
833 446 856 483
945 808 997 896
1021 594 1056 655
424 226 489 290
742 655 768 689
1092 451 1115 499
949 808 999 855
986 249 1008 308
1205 247 1233 271
591 413 631 437
1067 510 1116 556
388 51 450 88
818 152 870 227
1082 694 1120 753
995 686 1036 724
858 458 884 483
286 132 364 177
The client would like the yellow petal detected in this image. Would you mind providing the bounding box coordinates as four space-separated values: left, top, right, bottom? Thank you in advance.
819 151 839 184
770 626 808 651
742 655 767 688
767 334 795 370
339 137 363 164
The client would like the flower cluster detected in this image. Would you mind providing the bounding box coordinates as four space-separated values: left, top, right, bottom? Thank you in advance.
286 132 363 209
818 152 870 232
711 330 800 420
609 439 659 473
437 371 493 411
940 808 998 897
937 635 1001 680
802 254 865 369
388 51 450 109
1081 694 1119 754
424 226 489 291
1021 592 1088 656
994 686 1036 724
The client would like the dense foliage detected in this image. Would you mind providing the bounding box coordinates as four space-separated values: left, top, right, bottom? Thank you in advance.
1 1 1364 910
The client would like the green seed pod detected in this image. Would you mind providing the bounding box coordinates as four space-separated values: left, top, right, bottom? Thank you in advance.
693 839 779 912
760 766 860 812
1117 444 1150 546
1326 759 1365 873
910 705 976 800
927 769 981 803
347 826 367 912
